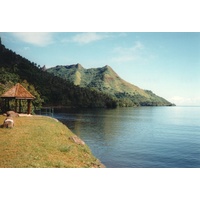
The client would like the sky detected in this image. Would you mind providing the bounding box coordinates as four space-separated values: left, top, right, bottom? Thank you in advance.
1 32 200 106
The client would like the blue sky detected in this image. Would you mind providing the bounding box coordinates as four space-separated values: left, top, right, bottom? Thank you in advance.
1 32 200 106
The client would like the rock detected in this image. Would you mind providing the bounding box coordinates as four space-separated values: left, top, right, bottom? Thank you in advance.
3 117 14 128
91 159 106 168
6 111 19 117
69 135 85 145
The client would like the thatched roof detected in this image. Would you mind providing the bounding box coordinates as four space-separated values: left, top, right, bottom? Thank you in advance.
1 83 35 99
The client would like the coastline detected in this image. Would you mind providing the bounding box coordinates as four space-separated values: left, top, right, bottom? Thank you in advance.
0 114 105 168
40 114 106 168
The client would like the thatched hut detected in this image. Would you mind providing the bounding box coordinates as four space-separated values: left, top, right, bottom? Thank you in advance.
1 83 35 114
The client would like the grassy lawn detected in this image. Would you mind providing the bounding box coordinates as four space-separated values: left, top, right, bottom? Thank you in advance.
0 115 104 168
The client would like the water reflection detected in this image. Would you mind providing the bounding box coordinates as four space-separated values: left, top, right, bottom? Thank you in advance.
54 107 200 168
55 108 124 141
54 107 163 166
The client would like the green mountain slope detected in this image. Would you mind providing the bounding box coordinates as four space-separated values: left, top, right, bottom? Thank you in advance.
0 40 117 109
48 64 174 106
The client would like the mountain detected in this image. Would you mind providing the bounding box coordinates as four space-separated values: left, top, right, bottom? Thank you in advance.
47 64 174 106
0 39 117 110
0 37 174 109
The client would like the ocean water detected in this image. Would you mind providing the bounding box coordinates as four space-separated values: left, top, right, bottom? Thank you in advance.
54 106 200 168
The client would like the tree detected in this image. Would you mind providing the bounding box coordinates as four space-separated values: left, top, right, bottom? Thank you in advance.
41 65 46 71
21 80 44 111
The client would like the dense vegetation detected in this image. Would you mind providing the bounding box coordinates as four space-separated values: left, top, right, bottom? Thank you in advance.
48 64 174 107
0 38 174 112
0 39 117 112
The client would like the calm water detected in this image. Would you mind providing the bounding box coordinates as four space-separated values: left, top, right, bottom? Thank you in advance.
54 107 200 168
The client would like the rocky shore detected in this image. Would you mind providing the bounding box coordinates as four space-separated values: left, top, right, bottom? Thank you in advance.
0 113 105 168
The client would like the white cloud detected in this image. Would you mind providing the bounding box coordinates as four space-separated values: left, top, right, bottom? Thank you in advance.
11 32 54 46
71 32 109 44
112 41 144 62
169 96 200 106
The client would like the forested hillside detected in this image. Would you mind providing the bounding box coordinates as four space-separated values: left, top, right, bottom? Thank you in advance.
48 64 174 106
0 37 174 111
0 39 117 111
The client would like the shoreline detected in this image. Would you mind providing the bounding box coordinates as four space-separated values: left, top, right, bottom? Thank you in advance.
37 114 106 167
46 115 106 168
0 114 105 168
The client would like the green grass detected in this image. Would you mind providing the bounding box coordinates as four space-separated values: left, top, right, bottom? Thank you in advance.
0 115 104 168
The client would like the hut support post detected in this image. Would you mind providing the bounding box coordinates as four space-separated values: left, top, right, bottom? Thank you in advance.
27 99 31 114
15 99 18 113
6 99 10 110
19 99 22 113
